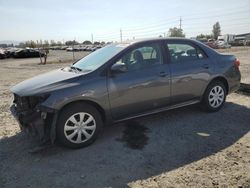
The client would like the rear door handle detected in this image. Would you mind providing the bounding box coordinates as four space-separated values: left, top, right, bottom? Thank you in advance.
202 64 209 69
159 72 167 77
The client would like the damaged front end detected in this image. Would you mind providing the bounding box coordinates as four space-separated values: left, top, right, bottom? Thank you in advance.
10 94 57 144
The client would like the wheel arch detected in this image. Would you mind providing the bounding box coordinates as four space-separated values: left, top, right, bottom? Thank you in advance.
205 76 229 95
58 99 107 123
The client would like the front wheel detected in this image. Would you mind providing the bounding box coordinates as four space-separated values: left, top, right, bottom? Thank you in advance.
201 81 226 112
56 103 103 148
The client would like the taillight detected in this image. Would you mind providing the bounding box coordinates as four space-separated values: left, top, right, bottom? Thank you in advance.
234 59 240 69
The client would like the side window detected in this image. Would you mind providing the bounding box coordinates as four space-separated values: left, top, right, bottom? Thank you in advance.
113 44 163 72
167 43 207 63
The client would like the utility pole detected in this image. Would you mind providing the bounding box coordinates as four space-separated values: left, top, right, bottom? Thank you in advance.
73 37 75 61
91 33 93 44
120 29 122 42
179 17 182 29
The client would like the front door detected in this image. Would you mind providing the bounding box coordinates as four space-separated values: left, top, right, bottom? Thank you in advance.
107 42 171 120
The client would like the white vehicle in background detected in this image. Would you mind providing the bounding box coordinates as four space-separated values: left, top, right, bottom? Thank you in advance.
66 47 74 52
217 35 232 49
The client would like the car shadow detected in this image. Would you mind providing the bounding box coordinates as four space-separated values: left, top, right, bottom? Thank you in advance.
0 102 250 187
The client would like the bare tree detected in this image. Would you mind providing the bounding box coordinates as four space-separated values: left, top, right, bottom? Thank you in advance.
38 41 49 65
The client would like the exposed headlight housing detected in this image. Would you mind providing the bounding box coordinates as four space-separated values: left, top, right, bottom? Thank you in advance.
13 93 50 112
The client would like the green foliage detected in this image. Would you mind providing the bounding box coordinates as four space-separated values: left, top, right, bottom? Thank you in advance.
57 41 62 46
65 40 79 46
82 40 92 45
25 40 36 48
212 22 221 40
0 44 8 48
18 42 26 48
50 40 57 46
196 33 213 40
168 27 185 37
43 40 49 48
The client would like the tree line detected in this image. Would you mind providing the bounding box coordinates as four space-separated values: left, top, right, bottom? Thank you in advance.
1 22 222 48
0 40 106 49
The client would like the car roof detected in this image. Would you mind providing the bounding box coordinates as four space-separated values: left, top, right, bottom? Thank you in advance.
116 37 197 46
112 37 218 57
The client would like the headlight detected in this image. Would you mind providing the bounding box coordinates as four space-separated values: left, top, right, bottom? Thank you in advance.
11 93 50 111
9 94 15 106
29 94 50 108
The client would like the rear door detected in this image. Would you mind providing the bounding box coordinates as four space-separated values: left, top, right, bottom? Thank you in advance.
165 40 213 105
107 42 171 120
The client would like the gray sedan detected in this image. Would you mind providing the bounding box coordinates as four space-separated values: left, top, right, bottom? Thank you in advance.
10 38 241 148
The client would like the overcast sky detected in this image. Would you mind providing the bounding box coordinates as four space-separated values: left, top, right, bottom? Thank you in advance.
0 0 249 43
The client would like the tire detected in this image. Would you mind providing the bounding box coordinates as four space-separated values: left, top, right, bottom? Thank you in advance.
201 81 227 112
56 103 103 149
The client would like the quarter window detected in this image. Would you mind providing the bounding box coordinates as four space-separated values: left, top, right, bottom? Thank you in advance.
167 43 207 63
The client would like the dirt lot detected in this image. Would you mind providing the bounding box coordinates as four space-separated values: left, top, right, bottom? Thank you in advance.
0 48 250 188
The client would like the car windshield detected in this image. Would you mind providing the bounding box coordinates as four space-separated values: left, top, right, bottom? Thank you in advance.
72 44 126 71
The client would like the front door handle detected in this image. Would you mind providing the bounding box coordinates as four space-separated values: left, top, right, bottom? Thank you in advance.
202 64 209 69
159 72 167 77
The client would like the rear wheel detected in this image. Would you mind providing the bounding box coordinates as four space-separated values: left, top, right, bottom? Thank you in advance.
56 103 103 148
202 81 226 112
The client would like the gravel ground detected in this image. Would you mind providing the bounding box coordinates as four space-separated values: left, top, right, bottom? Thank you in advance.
0 48 250 188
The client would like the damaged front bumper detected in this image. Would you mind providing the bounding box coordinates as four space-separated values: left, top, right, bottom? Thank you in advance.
10 104 57 143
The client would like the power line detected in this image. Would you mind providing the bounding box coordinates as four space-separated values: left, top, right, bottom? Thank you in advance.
121 6 249 31
113 11 249 39
123 23 250 39
87 6 250 41
123 15 250 37
123 19 179 31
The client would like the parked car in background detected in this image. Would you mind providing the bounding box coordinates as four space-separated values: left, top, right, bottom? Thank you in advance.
10 38 241 148
0 48 6 59
66 47 82 52
205 39 218 49
217 41 231 49
5 47 20 58
89 46 97 51
84 46 92 51
66 47 74 52
216 36 231 49
61 46 68 50
14 48 45 58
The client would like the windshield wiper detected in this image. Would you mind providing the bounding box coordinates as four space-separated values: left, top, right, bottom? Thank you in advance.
70 66 82 72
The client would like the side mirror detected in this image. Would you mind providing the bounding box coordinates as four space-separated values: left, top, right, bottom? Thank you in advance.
110 63 127 74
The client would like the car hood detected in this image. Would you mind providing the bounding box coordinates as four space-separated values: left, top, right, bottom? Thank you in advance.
11 68 87 96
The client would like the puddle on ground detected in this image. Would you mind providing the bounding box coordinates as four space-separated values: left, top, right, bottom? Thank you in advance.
235 83 250 96
116 121 149 150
